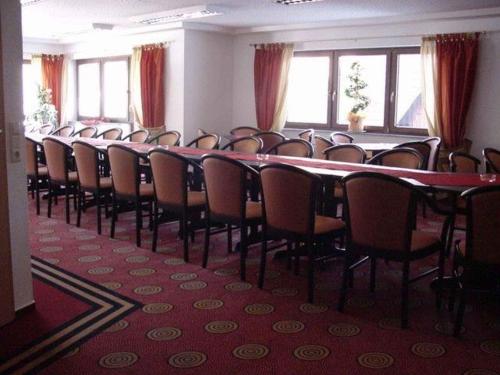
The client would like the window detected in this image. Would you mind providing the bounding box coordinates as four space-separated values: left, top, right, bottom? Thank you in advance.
77 57 129 122
22 60 41 117
286 47 427 135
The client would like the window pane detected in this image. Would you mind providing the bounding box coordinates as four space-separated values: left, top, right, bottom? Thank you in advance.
337 55 387 126
395 54 426 129
103 60 128 119
287 56 330 124
22 63 39 117
78 63 100 117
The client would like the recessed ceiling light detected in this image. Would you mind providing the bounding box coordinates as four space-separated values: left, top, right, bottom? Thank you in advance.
130 5 223 25
275 0 324 4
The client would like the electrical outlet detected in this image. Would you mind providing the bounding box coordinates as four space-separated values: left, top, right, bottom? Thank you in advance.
8 122 21 163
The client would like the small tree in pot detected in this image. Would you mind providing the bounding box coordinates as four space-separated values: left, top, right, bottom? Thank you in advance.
29 85 58 128
345 62 370 132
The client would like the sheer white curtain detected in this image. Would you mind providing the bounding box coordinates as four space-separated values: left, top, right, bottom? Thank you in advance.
271 44 294 132
130 47 143 127
421 38 441 137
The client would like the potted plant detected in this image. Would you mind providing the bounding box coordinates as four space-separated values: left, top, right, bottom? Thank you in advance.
345 61 370 133
29 85 58 128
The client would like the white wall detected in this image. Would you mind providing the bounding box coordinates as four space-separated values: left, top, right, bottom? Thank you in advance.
1 0 34 311
183 29 233 144
232 14 500 153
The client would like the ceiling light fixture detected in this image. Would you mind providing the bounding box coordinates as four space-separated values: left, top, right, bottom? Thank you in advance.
130 5 223 25
19 0 44 6
275 0 324 4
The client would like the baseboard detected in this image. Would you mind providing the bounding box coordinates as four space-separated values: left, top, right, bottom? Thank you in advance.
15 300 36 316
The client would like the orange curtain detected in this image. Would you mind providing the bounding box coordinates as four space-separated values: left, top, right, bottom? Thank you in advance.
140 45 165 129
254 44 285 131
436 33 479 149
41 54 64 123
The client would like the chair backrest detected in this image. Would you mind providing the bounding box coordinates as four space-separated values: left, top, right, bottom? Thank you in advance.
148 131 181 146
260 164 321 236
324 144 366 164
39 124 54 135
367 148 423 169
25 137 38 175
423 137 441 171
107 145 140 198
148 149 189 208
462 186 500 265
197 128 209 137
331 132 353 144
342 172 416 253
98 128 123 141
50 125 74 137
222 136 263 154
123 129 150 143
74 126 97 138
254 131 286 154
298 129 314 142
202 155 255 220
313 136 334 159
72 141 101 190
43 138 72 182
483 148 500 173
394 142 431 170
267 139 313 158
186 134 220 150
449 152 480 173
230 126 260 137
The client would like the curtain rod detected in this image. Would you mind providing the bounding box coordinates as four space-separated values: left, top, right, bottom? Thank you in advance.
133 41 172 50
249 31 488 46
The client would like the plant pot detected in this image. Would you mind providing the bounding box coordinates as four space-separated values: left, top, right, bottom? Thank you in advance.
347 113 364 133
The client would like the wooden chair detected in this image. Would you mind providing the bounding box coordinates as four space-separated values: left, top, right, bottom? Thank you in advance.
122 129 150 143
197 128 209 137
331 132 353 144
449 185 500 336
148 131 181 146
186 134 220 150
73 126 98 138
394 142 431 170
367 148 423 169
313 136 334 159
50 125 74 137
258 164 345 302
26 137 48 215
201 155 262 280
254 131 286 154
107 145 154 247
39 124 55 135
324 144 366 164
149 149 206 261
449 152 481 173
338 172 448 328
97 128 123 141
42 138 78 224
73 141 113 235
230 126 260 137
483 148 500 173
423 137 442 171
267 139 313 158
298 129 314 142
222 136 263 154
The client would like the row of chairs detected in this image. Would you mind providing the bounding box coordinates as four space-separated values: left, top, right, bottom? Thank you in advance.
450 149 500 173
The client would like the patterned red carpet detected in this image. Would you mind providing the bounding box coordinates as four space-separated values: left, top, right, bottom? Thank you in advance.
2 199 500 374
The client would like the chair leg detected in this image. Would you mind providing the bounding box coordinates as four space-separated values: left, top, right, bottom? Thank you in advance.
227 224 232 254
96 193 102 235
65 188 70 224
47 183 52 218
110 194 117 239
258 233 268 289
135 201 142 247
454 277 468 337
436 248 446 309
401 261 410 329
240 225 248 281
202 217 210 268
338 254 351 312
151 204 159 253
182 216 189 262
369 257 377 292
76 189 82 228
306 239 315 303
35 177 40 215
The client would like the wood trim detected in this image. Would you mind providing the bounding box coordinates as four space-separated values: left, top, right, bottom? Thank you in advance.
0 15 16 327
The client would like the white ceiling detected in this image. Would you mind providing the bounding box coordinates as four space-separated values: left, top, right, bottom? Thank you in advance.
22 0 500 41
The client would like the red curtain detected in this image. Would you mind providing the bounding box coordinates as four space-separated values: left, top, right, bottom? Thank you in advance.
436 33 479 149
140 46 165 129
41 54 64 123
254 44 284 131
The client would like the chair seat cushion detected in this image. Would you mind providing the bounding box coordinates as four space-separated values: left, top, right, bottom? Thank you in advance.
411 230 440 251
37 166 49 176
99 177 113 189
246 201 262 219
334 185 343 198
314 215 345 235
139 183 154 197
68 171 79 182
188 191 206 207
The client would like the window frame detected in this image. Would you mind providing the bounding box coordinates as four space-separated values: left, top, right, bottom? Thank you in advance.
285 47 427 136
76 56 130 123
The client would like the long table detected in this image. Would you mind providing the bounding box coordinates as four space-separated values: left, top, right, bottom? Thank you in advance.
27 134 499 190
